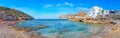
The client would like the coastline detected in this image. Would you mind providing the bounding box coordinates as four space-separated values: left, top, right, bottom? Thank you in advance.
0 21 44 38
68 17 120 38
93 20 120 38
0 20 120 38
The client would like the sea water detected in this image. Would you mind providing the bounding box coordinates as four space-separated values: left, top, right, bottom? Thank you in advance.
17 19 103 38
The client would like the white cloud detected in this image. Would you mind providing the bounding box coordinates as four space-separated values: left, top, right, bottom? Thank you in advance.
65 2 74 7
56 4 61 7
77 7 90 10
42 2 76 7
43 4 53 8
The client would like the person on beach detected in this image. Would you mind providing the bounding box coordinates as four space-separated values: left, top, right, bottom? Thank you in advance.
12 21 17 26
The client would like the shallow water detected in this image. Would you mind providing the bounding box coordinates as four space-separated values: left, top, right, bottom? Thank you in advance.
17 19 103 38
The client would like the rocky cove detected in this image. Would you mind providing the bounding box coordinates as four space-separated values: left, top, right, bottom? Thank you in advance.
0 5 120 38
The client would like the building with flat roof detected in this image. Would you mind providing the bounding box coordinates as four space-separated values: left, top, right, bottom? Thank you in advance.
87 6 109 18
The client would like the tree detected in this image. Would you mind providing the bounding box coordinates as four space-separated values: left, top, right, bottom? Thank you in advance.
102 10 104 14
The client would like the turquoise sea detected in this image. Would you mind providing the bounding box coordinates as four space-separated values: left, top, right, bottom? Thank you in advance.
17 19 103 38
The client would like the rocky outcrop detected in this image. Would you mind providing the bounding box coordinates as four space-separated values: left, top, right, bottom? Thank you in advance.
0 6 34 21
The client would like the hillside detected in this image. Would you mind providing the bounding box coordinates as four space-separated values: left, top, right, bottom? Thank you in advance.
0 6 34 21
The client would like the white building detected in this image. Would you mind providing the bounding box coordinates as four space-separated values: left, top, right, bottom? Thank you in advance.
104 10 109 16
87 6 103 18
87 6 109 18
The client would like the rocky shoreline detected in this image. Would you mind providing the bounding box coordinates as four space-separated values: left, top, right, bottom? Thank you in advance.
0 21 44 38
0 20 120 38
60 9 120 38
0 21 28 38
92 20 120 38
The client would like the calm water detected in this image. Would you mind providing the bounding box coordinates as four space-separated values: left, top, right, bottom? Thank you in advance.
17 19 103 38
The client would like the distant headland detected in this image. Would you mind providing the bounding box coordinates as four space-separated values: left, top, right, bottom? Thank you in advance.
59 6 120 24
0 6 34 21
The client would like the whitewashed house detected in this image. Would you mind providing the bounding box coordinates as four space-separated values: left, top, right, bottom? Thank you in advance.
87 6 109 18
87 6 103 18
104 10 109 16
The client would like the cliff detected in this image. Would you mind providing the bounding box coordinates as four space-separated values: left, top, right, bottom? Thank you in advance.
0 6 34 21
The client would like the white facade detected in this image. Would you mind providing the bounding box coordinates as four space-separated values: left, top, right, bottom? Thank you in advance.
88 6 103 18
87 6 109 18
104 10 109 16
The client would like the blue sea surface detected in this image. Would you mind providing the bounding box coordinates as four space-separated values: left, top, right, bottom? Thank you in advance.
17 19 103 38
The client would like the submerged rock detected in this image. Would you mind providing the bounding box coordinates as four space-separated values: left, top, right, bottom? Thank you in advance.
61 29 69 32
24 27 32 32
49 30 57 33
77 28 86 31
37 25 47 29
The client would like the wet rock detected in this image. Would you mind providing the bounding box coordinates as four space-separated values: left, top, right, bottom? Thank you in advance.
24 28 32 32
61 29 69 32
16 28 22 31
49 30 57 33
30 33 39 37
77 28 85 31
110 22 116 25
37 25 47 29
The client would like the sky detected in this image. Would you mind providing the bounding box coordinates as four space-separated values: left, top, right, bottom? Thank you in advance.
0 0 120 19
